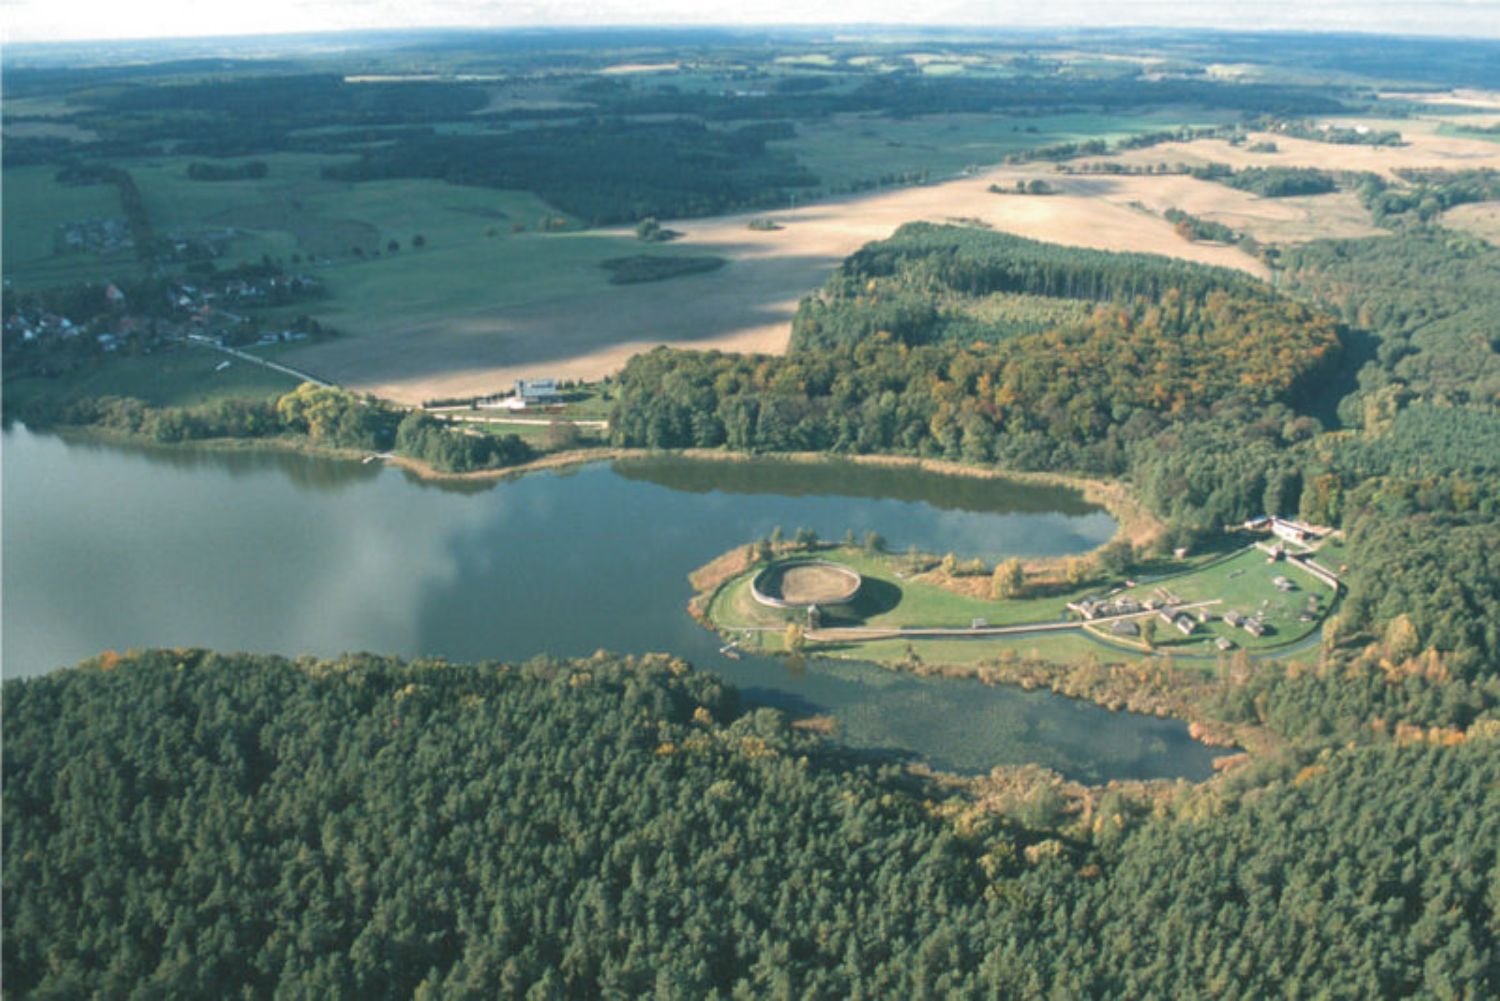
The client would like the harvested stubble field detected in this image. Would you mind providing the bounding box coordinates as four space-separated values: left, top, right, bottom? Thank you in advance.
1109 118 1500 180
1046 171 1386 244
1379 89 1500 111
287 164 1270 404
1442 201 1500 242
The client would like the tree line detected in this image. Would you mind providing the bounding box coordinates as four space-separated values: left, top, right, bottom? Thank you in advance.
612 226 1340 474
14 384 539 475
322 119 816 226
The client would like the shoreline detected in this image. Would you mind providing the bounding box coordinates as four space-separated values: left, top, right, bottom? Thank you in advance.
49 426 376 465
20 422 1259 776
21 424 1161 554
28 421 627 481
689 541 1278 758
345 448 1170 589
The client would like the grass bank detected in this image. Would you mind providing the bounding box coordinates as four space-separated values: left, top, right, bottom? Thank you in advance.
3 345 302 412
694 533 1337 753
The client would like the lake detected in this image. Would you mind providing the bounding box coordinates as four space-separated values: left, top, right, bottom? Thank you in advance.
2 427 1222 782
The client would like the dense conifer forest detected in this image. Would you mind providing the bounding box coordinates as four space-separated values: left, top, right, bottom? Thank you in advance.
5 650 1496 998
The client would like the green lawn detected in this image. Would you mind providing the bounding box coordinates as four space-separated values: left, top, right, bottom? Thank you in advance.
1103 546 1334 653
305 228 638 337
4 344 299 410
1314 536 1353 574
463 420 605 448
554 387 615 419
708 548 1095 633
708 541 1336 667
3 95 92 117
719 577 1130 664
776 108 1240 189
8 148 663 352
309 179 570 249
125 153 573 262
424 382 614 416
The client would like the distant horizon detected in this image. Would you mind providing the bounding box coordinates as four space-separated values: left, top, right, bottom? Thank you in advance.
5 1 1499 47
8 22 1500 48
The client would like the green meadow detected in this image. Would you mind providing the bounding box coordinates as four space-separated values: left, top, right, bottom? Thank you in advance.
29 153 659 339
776 108 1240 189
1100 546 1336 653
3 343 298 410
708 548 1094 635
707 540 1337 665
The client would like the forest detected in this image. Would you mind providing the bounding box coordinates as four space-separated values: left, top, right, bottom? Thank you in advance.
792 224 1265 351
1190 164 1339 197
1163 207 1241 245
4 649 1495 998
1358 169 1500 227
611 226 1340 474
610 222 1500 708
322 120 817 225
1266 119 1404 146
1275 231 1500 687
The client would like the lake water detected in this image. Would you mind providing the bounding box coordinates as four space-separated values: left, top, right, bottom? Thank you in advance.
2 427 1222 781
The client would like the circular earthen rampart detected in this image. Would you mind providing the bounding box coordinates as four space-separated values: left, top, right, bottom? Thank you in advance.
751 561 863 609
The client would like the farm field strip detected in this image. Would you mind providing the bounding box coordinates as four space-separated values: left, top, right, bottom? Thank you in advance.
282 163 1272 404
1108 119 1500 179
280 106 1499 404
12 102 1499 408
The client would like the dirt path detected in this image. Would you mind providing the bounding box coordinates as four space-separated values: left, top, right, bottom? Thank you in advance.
804 599 1222 643
185 337 332 387
441 413 608 429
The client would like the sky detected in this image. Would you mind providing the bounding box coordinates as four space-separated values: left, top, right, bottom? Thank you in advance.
3 0 1500 44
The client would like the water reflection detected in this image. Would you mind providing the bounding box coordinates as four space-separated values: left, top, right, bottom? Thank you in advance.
3 427 1218 781
55 430 387 492
7 431 494 674
614 454 1099 514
